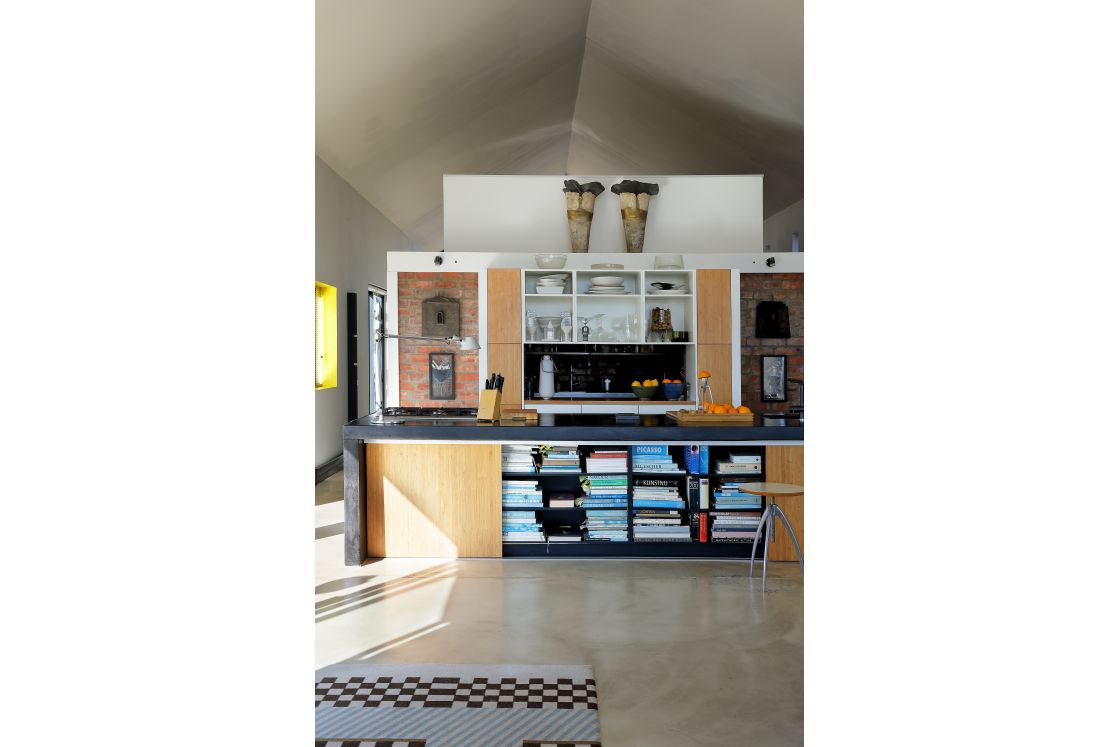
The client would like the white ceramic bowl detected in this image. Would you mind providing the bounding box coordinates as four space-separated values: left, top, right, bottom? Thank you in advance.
591 263 624 269
535 254 568 269
536 286 565 295
590 275 625 287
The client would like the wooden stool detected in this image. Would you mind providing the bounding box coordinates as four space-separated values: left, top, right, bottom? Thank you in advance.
740 482 804 591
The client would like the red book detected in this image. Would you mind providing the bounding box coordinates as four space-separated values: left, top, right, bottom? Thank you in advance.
699 513 709 542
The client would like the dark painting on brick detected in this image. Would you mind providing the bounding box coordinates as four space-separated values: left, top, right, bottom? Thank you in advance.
741 273 803 412
397 272 479 407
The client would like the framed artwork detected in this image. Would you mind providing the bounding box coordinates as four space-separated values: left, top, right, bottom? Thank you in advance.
760 354 787 402
428 352 455 400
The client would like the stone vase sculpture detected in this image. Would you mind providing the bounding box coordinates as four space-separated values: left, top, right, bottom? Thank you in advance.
611 180 659 253
562 180 605 253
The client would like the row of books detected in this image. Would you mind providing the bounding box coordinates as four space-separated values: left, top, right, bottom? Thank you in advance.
502 444 765 476
579 474 628 508
586 448 627 473
711 511 761 541
712 480 764 510
632 477 686 509
715 453 762 475
584 509 628 541
630 444 683 474
501 444 537 474
502 511 545 542
540 446 581 472
689 511 765 542
501 479 543 508
633 509 690 541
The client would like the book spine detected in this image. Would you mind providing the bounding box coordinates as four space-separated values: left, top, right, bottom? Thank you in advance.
699 477 710 510
700 446 709 474
699 512 709 542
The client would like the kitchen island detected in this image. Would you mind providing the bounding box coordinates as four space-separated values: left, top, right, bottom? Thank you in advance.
342 413 804 565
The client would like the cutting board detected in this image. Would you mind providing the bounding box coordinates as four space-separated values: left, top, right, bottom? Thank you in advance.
667 409 756 424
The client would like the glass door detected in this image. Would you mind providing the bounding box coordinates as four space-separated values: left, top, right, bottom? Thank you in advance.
368 285 386 414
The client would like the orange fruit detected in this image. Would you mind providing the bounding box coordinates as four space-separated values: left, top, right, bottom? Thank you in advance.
661 378 671 384
698 370 711 378
711 405 728 414
672 379 682 384
737 406 751 414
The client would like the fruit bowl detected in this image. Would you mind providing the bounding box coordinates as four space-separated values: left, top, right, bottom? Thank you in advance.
661 382 684 400
632 384 659 400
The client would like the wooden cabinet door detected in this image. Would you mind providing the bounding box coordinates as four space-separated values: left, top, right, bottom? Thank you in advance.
487 268 522 343
697 344 732 403
696 269 731 344
486 343 522 409
764 445 804 562
366 443 501 557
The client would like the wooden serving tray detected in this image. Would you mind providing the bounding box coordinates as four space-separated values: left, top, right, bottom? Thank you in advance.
667 409 756 424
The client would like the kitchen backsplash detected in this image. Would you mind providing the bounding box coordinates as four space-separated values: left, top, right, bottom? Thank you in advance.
397 271 479 407
740 273 804 412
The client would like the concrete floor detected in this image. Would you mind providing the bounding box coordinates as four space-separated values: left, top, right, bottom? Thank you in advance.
316 471 804 746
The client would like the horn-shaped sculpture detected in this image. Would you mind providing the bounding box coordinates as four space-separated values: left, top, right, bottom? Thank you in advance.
562 180 605 253
611 180 659 253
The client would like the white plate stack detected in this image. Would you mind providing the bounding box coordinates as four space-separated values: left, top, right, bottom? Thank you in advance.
587 276 628 294
535 274 568 294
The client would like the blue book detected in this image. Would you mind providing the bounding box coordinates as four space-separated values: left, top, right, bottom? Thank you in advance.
632 444 670 457
686 445 709 473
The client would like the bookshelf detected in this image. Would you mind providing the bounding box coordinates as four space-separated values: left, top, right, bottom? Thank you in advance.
500 443 768 558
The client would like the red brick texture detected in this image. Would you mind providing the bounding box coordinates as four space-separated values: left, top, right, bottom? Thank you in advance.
397 272 480 407
740 273 804 412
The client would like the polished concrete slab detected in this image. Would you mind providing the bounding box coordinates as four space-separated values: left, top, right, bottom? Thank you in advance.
316 471 803 746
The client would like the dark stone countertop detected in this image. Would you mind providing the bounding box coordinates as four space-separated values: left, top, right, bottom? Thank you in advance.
343 412 803 442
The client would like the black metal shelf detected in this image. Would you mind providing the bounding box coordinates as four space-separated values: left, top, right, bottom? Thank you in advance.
502 541 757 558
499 442 767 558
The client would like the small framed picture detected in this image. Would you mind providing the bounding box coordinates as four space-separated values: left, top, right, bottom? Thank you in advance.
428 352 455 400
761 355 787 402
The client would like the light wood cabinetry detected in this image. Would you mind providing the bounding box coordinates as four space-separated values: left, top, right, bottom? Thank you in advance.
694 269 734 403
487 268 522 343
487 342 522 410
697 344 733 404
695 269 731 344
365 443 502 558
764 445 804 562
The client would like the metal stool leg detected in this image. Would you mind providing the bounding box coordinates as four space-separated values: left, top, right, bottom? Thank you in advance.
771 503 804 572
749 503 772 579
761 503 773 591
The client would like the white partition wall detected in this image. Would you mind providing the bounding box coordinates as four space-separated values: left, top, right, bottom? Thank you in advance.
444 175 764 254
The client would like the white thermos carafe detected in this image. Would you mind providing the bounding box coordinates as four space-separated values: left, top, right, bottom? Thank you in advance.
538 355 556 400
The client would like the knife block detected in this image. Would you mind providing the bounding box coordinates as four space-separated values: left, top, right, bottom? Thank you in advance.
477 389 502 421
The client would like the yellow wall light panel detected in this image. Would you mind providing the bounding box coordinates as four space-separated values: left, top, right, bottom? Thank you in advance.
315 281 338 389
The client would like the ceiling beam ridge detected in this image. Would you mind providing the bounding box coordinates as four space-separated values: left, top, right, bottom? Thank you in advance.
563 3 596 174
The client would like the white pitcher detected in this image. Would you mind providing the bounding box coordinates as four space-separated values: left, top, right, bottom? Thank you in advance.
538 355 556 400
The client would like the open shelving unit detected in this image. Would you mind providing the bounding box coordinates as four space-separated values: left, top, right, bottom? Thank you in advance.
522 269 696 345
520 269 698 406
501 443 768 558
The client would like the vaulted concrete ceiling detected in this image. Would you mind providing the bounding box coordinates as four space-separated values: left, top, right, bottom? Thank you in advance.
316 0 803 251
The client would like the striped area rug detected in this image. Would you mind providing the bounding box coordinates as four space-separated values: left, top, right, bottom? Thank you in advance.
315 663 602 747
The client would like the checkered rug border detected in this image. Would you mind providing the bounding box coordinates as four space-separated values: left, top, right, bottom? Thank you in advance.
316 675 598 710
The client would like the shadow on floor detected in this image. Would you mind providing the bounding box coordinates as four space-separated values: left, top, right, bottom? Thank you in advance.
315 522 345 539
315 562 458 624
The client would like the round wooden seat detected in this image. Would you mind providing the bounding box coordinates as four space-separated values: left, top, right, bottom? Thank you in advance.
736 482 804 497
